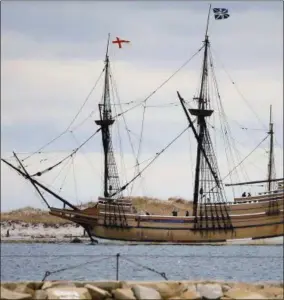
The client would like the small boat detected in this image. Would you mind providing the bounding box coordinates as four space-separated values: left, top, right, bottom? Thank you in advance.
2 5 283 243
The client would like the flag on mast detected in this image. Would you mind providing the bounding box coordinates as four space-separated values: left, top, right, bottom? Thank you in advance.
112 37 131 49
213 8 230 20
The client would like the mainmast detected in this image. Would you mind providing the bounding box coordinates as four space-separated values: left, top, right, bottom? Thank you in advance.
191 5 212 217
95 34 122 199
267 105 275 192
177 5 233 231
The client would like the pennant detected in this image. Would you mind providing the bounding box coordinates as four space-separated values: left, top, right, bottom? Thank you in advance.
112 37 130 49
213 8 230 20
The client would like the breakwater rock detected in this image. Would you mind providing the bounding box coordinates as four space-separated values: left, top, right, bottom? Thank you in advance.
1 280 283 299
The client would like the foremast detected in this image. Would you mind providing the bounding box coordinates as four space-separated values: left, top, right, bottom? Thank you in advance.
95 34 122 200
178 5 233 231
95 34 128 227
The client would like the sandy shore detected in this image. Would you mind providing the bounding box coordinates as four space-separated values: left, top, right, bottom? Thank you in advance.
1 221 283 245
0 221 88 243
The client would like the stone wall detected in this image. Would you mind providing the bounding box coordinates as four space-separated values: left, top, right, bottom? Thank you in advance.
1 280 283 299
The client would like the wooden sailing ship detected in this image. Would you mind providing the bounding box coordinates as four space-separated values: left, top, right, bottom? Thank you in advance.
2 6 283 243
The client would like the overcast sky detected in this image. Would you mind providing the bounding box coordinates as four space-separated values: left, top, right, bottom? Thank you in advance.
1 1 283 211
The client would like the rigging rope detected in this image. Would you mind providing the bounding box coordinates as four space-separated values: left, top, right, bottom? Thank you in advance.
131 103 147 195
70 110 96 132
202 134 269 199
207 122 268 173
109 65 145 195
127 156 155 170
109 68 130 192
108 46 204 195
121 257 168 280
210 47 269 131
208 48 247 192
222 134 269 183
114 45 204 119
22 68 105 162
69 131 102 179
42 157 73 195
112 102 179 108
71 155 79 205
42 257 109 281
109 125 192 198
58 158 73 194
30 128 101 177
18 45 203 174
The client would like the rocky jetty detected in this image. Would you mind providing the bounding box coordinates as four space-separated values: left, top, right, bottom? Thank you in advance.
1 280 283 299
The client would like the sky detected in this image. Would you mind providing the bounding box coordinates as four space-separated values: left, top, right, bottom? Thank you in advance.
1 1 283 212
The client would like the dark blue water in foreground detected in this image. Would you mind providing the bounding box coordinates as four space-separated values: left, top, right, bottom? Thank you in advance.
1 243 283 282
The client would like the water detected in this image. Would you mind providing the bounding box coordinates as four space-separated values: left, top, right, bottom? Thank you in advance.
1 243 283 282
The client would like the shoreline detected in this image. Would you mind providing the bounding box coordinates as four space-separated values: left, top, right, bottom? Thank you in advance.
1 221 283 245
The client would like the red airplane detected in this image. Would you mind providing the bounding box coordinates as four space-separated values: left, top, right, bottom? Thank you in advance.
112 37 130 49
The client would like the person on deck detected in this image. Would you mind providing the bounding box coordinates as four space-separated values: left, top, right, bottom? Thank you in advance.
242 192 246 197
172 208 178 216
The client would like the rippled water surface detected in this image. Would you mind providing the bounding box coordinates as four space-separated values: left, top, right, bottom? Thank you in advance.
1 243 283 282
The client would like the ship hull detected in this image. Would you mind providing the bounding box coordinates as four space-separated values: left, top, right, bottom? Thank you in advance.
91 222 283 243
50 207 283 243
90 211 283 243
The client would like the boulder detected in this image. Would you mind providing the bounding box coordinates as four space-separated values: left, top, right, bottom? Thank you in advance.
85 284 111 299
81 281 121 291
112 288 136 300
13 284 34 297
0 286 32 300
180 284 201 299
132 285 162 300
34 290 48 300
197 283 223 299
123 281 187 299
221 285 232 293
1 282 18 290
33 282 44 290
46 287 91 299
41 281 76 290
231 283 255 291
225 288 267 299
261 286 284 298
71 237 82 243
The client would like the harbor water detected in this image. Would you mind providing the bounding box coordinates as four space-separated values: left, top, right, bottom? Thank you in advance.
1 243 283 282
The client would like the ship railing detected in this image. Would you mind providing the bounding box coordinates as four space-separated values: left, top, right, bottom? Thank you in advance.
234 192 284 203
49 208 99 222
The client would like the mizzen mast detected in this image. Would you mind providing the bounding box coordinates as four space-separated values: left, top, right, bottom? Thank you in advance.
267 105 275 192
95 34 122 199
